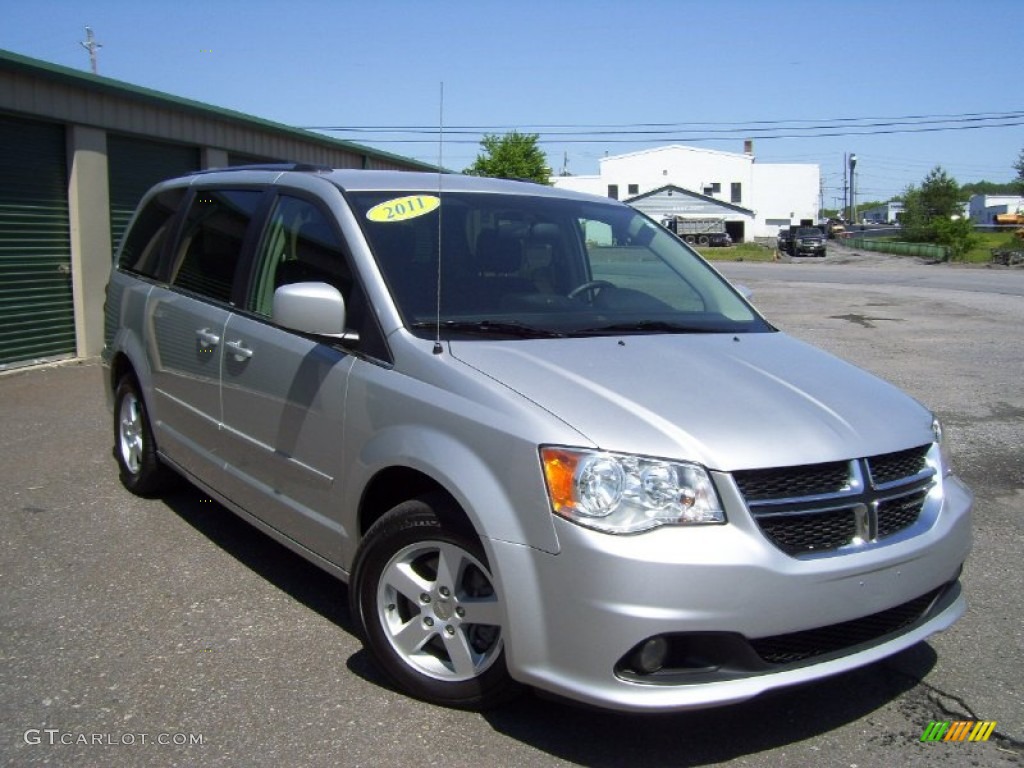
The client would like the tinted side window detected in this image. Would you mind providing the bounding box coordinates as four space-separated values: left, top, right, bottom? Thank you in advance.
117 187 186 277
249 196 353 317
170 189 263 303
249 195 390 361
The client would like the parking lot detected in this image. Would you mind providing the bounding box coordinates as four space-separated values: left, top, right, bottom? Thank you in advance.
2 253 1022 767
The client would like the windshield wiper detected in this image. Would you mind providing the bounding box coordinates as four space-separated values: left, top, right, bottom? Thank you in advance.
411 320 566 339
570 320 711 336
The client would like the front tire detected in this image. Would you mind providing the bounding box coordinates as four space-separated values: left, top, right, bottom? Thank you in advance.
114 376 175 496
350 495 520 709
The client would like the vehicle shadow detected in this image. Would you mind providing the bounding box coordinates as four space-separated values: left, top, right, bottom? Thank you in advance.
482 644 936 766
162 484 938 765
161 483 353 630
162 483 403 693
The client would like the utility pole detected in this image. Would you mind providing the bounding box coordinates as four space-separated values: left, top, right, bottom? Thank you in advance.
818 175 824 223
849 153 858 225
80 26 102 74
842 153 849 222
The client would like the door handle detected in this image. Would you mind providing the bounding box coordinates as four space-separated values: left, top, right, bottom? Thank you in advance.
225 339 254 361
196 328 221 349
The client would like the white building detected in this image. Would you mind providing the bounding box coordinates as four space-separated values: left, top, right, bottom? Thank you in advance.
551 144 820 241
968 194 1024 224
861 202 904 224
622 185 754 245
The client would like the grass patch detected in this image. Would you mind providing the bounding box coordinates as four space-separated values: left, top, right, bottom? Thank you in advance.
963 232 1022 263
697 233 1022 264
848 232 1022 263
698 243 777 262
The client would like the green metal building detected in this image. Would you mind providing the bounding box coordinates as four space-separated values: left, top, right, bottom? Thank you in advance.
0 49 434 370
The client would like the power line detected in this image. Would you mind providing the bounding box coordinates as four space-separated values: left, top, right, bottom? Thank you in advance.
302 109 1024 132
304 113 1024 144
862 155 1014 175
342 109 1021 194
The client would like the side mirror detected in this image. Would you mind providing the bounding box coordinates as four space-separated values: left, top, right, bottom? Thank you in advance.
273 282 355 340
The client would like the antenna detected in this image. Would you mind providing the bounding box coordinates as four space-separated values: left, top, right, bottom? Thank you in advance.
432 81 444 355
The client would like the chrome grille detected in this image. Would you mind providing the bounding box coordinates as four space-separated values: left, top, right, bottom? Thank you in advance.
733 461 849 501
734 444 936 557
754 507 858 555
877 489 929 538
868 445 930 486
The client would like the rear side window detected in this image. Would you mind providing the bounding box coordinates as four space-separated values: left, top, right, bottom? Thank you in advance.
117 187 186 278
170 189 263 303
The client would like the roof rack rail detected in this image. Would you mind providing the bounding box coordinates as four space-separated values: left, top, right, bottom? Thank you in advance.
191 162 333 175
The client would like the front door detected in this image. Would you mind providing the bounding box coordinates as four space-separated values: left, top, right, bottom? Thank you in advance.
218 195 358 560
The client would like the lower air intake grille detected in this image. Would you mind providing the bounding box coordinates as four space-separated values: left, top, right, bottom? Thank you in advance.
751 588 942 664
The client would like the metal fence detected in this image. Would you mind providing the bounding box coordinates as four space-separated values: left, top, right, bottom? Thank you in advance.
844 237 950 260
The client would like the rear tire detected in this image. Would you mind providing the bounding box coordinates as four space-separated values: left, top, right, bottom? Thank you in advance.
114 376 175 496
350 495 520 710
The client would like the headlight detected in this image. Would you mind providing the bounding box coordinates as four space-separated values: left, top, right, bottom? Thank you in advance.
932 416 954 477
540 447 725 534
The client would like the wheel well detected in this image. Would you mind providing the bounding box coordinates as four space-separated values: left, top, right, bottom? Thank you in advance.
358 467 473 538
109 352 137 391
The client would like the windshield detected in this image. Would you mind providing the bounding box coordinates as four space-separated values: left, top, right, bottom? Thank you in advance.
347 190 772 339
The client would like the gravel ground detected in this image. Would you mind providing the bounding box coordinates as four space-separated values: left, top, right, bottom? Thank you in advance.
2 252 1022 767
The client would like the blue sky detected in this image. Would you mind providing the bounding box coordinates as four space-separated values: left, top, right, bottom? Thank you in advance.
5 0 1022 205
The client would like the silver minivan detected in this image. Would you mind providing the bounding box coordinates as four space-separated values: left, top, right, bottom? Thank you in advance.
103 166 972 712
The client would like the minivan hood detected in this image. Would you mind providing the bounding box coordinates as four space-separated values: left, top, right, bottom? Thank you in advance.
449 332 933 471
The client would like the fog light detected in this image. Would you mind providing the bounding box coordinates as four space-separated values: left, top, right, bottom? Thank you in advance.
634 636 669 673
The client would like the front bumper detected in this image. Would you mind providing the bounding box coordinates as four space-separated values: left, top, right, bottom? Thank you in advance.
489 475 972 712
794 243 826 255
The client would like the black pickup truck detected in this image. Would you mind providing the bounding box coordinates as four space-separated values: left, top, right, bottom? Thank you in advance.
789 226 827 257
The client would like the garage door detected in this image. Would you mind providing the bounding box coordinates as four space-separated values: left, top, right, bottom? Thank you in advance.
0 115 75 368
108 135 199 255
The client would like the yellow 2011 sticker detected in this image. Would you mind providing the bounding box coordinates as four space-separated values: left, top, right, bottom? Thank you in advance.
366 195 440 223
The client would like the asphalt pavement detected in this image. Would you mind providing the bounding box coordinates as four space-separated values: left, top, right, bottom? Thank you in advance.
2 249 1022 767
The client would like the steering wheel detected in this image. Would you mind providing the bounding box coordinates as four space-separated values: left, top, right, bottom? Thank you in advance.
567 280 614 301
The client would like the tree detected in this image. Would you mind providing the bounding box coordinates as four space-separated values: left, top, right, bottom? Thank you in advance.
464 131 550 184
853 199 886 215
901 166 961 236
1014 149 1024 196
931 216 979 261
961 180 1019 197
899 166 976 260
898 184 929 242
918 166 961 220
